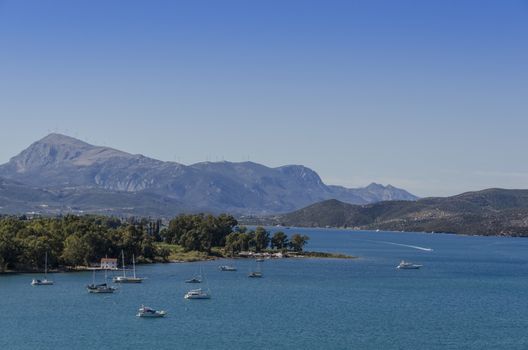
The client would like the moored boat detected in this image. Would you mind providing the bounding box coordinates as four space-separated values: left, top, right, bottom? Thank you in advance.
87 269 117 293
113 251 144 283
86 283 117 293
137 305 167 318
185 276 202 283
184 288 211 299
396 260 422 269
248 271 263 278
31 278 54 286
31 252 54 286
218 265 237 271
248 260 263 278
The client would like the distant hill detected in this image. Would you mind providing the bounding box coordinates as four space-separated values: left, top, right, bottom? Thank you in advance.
272 189 528 236
0 133 417 216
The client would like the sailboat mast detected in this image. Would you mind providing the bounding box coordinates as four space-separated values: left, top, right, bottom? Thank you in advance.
132 254 136 278
44 251 48 278
121 250 126 277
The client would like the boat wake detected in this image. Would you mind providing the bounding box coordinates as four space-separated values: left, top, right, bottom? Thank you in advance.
376 241 434 252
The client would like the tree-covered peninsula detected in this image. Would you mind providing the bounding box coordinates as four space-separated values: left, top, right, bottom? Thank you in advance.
0 213 328 273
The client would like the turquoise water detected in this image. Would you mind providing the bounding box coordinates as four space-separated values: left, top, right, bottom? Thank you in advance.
1 228 528 349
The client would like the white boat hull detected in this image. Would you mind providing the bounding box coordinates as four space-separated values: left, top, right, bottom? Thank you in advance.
184 294 211 299
219 266 237 271
87 284 117 293
137 310 167 318
185 279 202 283
31 279 54 286
113 277 143 283
184 288 211 299
396 265 422 269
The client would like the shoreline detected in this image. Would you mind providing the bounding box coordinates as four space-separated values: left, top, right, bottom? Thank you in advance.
0 250 355 275
266 225 528 238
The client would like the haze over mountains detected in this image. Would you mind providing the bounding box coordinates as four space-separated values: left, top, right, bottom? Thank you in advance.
0 134 417 217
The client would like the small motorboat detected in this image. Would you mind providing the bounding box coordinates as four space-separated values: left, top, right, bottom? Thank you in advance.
31 278 54 286
218 265 237 271
184 288 211 299
137 305 167 318
396 260 422 269
248 271 263 278
185 276 202 283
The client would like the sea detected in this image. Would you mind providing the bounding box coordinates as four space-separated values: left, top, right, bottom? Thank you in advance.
1 228 527 349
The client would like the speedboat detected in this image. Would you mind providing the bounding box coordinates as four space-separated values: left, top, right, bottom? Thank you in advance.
137 305 167 318
31 278 54 286
218 265 237 271
86 283 117 293
184 288 211 299
248 271 262 278
396 260 422 269
255 258 265 262
185 276 202 283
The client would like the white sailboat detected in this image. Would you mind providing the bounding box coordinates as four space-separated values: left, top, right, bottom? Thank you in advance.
248 260 263 278
31 252 54 286
185 266 203 283
113 251 144 283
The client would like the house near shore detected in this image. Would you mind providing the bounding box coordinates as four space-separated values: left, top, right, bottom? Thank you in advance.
100 258 118 270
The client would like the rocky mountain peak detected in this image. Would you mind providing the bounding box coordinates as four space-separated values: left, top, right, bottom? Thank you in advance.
6 133 133 173
276 165 325 187
38 133 91 147
366 182 385 190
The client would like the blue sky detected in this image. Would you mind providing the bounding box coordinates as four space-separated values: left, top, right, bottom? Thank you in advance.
0 0 527 197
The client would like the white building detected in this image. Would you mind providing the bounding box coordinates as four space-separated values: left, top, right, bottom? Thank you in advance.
100 258 118 270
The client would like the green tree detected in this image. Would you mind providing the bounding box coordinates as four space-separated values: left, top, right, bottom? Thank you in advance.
224 232 241 257
18 235 49 270
235 225 248 234
62 234 90 266
211 214 238 246
155 244 171 262
179 229 203 252
253 226 270 252
289 233 310 252
242 231 254 251
0 231 20 272
271 231 288 250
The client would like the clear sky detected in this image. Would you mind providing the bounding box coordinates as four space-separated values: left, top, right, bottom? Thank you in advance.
0 0 527 197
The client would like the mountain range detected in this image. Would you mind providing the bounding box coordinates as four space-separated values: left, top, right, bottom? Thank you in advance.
0 133 417 217
271 189 528 236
